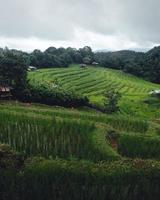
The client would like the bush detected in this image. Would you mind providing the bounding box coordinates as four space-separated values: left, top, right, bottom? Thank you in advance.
28 84 89 107
103 88 121 114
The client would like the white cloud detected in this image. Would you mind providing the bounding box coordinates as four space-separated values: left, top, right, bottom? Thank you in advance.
0 28 157 52
0 0 159 51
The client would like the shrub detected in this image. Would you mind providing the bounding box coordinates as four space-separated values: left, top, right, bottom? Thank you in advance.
28 84 89 107
103 88 121 114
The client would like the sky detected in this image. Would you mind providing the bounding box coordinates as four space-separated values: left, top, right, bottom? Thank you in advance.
0 0 159 52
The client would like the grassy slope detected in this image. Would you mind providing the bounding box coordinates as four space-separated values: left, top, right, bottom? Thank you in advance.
0 101 119 160
1 100 160 160
28 64 160 119
0 65 160 160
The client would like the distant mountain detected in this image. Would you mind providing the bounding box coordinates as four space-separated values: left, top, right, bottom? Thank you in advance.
128 48 150 52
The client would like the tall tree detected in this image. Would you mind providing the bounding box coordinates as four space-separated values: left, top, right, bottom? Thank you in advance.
0 49 29 100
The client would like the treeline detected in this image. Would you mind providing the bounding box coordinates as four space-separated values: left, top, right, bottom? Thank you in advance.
95 47 160 83
30 46 94 67
0 46 94 68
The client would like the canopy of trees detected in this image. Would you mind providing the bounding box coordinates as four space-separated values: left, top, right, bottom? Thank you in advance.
0 48 29 100
30 46 94 68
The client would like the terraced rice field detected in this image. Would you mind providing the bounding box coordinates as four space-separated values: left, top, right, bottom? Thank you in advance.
1 65 159 162
1 66 160 199
28 64 160 118
0 101 160 161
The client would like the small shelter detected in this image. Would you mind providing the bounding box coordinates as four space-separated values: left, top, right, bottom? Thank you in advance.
28 66 37 71
92 62 99 65
0 80 12 99
149 90 160 96
0 85 12 99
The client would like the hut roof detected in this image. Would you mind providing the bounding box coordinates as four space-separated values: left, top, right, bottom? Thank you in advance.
0 86 11 92
92 62 99 65
28 66 37 71
149 90 160 94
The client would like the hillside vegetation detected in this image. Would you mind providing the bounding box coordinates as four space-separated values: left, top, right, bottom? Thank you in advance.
1 64 160 199
29 65 160 119
1 99 160 160
1 99 160 199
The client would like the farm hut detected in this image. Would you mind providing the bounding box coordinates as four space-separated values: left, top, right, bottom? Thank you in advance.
149 90 160 97
0 85 12 99
28 66 37 71
79 64 87 69
92 62 99 65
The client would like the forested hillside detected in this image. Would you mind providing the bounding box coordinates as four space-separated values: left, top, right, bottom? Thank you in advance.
95 47 160 83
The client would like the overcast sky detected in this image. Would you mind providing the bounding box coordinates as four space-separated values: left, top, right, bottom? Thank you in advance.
0 0 159 51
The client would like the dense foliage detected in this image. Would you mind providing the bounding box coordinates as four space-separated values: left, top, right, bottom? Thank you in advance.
0 48 29 100
30 46 94 67
29 84 89 107
103 88 121 113
0 46 94 69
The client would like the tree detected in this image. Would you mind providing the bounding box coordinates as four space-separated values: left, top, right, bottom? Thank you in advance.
144 47 160 83
79 46 94 63
45 47 57 55
83 56 92 64
103 88 121 114
73 52 83 63
30 49 44 67
0 49 29 101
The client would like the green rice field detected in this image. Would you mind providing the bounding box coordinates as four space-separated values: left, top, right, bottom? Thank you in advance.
0 64 160 162
29 65 160 119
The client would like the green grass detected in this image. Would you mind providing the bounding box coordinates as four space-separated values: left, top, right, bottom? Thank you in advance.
0 101 119 161
28 64 160 119
0 100 160 160
0 101 151 134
